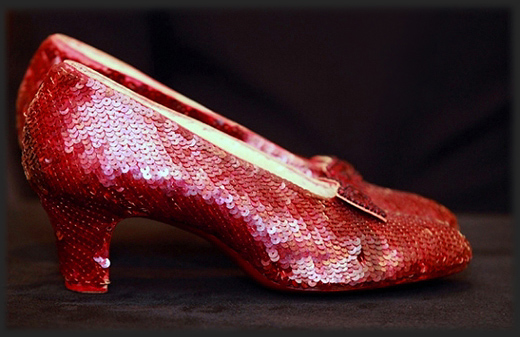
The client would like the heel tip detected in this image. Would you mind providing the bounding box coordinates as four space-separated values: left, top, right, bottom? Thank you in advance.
65 282 108 293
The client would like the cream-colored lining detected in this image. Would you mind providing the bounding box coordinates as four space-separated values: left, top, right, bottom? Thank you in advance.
53 34 233 123
66 60 339 199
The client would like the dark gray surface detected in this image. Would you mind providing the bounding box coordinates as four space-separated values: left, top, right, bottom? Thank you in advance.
6 202 513 330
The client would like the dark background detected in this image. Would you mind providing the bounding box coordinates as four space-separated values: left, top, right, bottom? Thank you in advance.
6 8 511 213
4 9 513 330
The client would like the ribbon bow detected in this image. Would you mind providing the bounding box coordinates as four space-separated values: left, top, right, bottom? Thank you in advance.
312 156 387 222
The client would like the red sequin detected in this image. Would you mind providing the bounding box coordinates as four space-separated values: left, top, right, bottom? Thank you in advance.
20 60 472 293
17 34 463 229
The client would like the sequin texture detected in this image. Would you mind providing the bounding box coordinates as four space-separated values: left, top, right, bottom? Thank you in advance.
17 34 463 229
20 60 472 293
16 34 313 177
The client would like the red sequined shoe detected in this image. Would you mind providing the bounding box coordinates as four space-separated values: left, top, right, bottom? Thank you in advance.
21 60 471 293
17 34 458 229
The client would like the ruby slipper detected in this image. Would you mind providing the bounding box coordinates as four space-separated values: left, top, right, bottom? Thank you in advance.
20 60 471 293
17 34 459 229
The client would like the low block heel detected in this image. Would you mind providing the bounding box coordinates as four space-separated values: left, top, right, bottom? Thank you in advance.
40 196 122 293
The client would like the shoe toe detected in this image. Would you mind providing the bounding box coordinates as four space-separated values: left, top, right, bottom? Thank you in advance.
367 213 472 288
270 207 471 292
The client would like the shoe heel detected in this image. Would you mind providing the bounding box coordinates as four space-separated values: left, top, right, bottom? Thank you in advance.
40 196 122 293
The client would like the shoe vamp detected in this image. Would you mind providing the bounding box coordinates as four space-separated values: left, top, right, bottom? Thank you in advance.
362 183 458 229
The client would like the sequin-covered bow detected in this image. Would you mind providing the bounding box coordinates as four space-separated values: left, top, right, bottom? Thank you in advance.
311 155 387 222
